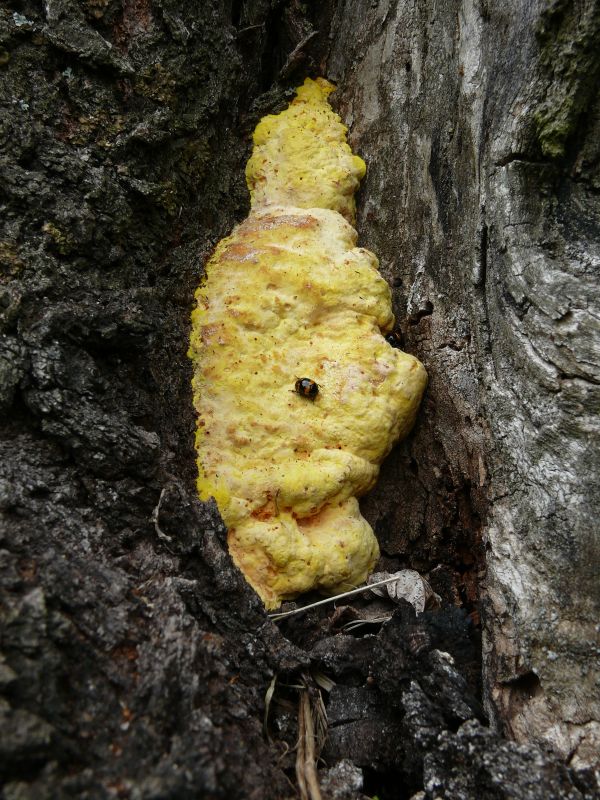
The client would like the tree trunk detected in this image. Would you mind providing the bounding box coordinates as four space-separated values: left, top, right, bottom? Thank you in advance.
324 0 600 772
0 1 598 799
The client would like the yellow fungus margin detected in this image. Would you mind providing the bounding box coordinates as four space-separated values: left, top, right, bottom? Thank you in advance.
189 78 427 610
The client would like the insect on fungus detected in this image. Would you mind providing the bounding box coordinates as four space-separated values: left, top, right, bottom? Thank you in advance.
294 377 319 399
385 330 403 349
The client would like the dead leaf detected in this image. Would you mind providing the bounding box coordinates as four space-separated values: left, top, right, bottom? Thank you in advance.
367 570 441 612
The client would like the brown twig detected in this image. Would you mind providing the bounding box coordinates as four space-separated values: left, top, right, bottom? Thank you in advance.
296 689 323 800
279 31 319 80
268 575 405 621
296 691 308 800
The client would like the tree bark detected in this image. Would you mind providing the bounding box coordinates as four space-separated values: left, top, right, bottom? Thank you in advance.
322 0 600 771
0 1 598 798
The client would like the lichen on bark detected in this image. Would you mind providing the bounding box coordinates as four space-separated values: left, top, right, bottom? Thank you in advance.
533 0 600 159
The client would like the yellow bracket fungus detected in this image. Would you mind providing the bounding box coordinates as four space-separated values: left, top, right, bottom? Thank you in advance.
189 78 427 610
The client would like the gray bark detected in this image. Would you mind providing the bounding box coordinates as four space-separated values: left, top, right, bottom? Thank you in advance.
325 0 600 773
0 0 598 798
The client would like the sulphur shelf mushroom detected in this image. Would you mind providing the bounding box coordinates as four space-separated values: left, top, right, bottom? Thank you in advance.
189 78 427 610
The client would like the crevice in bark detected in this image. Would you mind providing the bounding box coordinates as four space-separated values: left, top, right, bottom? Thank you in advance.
230 0 244 29
363 766 412 800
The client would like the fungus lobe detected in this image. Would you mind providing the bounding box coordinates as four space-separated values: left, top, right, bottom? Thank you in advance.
189 78 427 609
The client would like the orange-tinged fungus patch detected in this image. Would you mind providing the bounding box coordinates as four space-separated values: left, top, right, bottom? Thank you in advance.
189 78 427 609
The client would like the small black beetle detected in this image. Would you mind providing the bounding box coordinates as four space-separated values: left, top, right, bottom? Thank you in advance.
385 330 403 349
294 378 319 399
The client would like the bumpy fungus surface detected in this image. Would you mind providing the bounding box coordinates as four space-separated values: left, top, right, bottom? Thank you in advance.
190 78 427 609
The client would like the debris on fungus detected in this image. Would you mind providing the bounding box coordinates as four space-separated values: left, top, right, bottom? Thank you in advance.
189 78 427 609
